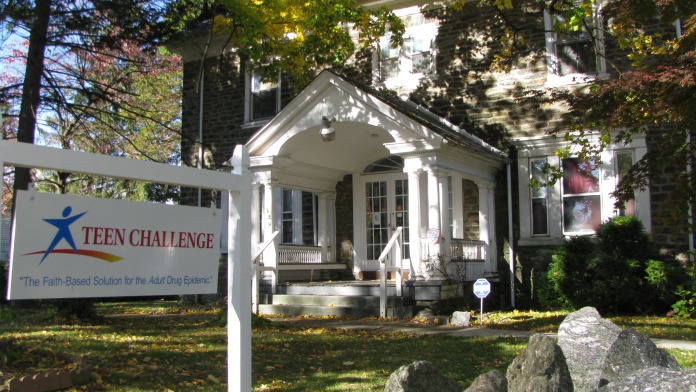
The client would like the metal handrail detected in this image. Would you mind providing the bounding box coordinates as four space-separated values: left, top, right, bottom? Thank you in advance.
379 227 404 318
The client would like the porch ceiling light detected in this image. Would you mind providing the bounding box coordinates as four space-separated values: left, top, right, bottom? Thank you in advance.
320 116 336 142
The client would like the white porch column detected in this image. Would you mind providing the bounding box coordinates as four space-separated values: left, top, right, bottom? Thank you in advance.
476 181 491 275
426 167 442 258
486 182 497 274
318 193 329 263
328 193 336 262
407 169 423 279
438 171 450 256
262 181 279 293
251 183 261 246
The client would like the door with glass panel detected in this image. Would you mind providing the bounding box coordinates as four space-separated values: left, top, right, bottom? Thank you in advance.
364 177 410 268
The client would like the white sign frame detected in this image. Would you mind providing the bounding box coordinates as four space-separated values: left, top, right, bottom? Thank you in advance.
0 140 252 392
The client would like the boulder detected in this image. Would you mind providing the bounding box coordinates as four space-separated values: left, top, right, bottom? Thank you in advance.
557 307 622 391
594 367 696 392
464 369 507 392
451 311 471 327
384 360 462 392
507 333 573 392
598 328 682 387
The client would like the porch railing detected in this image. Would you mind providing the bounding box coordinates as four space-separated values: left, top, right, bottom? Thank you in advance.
378 226 404 318
449 239 487 261
278 245 332 264
420 238 487 262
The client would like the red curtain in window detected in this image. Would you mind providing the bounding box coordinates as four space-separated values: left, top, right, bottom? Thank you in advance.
563 159 599 194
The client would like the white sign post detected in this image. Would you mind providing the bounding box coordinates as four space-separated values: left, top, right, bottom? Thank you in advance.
473 278 491 327
1 141 252 392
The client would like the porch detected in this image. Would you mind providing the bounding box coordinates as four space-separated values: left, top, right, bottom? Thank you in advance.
243 71 508 317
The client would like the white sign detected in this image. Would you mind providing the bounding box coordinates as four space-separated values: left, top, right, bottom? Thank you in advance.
7 190 222 300
426 228 440 245
473 278 491 299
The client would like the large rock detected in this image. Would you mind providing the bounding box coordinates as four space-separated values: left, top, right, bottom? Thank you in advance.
594 367 696 392
384 360 462 392
598 328 682 387
451 311 471 327
557 307 622 391
464 369 507 392
507 333 573 392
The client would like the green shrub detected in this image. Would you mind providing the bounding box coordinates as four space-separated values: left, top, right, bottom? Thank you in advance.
546 217 683 314
672 263 696 318
547 236 597 308
595 216 652 260
536 274 570 311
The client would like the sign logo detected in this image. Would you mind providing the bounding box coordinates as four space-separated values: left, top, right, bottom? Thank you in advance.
24 205 123 264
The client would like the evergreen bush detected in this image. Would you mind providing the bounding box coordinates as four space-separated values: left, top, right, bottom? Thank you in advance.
545 216 684 314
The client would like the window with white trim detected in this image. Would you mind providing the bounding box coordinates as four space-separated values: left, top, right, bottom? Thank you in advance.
544 0 606 85
516 135 650 244
376 22 437 87
245 69 280 124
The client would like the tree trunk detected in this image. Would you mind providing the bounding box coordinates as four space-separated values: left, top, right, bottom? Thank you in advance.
11 0 51 218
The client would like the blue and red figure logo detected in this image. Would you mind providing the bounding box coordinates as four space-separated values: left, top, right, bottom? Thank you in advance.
25 206 122 264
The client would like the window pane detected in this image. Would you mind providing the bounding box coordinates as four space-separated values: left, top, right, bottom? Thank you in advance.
616 151 635 216
379 39 399 79
532 199 548 235
563 158 599 194
251 73 278 120
563 195 601 232
558 40 597 75
531 159 547 198
411 35 432 74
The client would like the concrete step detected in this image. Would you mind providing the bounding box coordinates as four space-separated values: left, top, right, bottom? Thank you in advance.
258 303 414 318
275 283 411 297
257 293 415 318
260 294 412 308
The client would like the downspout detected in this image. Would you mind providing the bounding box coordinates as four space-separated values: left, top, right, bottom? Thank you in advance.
507 163 515 308
676 19 694 261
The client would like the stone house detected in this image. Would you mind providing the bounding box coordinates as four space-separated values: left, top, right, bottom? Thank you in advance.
167 0 693 309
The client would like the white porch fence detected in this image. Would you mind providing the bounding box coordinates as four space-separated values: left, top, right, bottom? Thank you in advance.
378 226 404 318
420 238 487 262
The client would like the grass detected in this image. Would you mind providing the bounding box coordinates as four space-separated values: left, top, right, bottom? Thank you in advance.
1 301 695 391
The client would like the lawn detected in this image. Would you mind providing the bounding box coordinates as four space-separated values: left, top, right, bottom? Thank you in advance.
1 301 695 391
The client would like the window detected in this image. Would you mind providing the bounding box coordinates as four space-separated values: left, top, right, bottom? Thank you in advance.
245 69 280 124
544 1 606 85
515 135 650 244
280 188 318 245
562 158 601 233
531 159 549 235
376 22 437 88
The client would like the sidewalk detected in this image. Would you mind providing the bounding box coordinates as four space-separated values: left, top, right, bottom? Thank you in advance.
270 316 696 351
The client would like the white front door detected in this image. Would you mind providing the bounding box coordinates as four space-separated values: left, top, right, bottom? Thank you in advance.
362 175 410 271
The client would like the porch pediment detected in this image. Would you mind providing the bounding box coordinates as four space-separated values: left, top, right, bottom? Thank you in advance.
246 70 507 177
